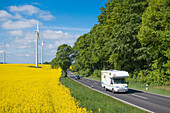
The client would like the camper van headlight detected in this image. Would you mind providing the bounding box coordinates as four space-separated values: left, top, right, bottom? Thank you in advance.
116 86 119 88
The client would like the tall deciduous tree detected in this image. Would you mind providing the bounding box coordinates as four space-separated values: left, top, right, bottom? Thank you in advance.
51 44 73 77
138 0 170 85
71 0 169 85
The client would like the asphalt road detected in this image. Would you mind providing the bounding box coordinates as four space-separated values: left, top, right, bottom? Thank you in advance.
67 71 170 113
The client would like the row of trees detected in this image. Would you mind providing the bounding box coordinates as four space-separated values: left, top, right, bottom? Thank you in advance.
51 0 169 85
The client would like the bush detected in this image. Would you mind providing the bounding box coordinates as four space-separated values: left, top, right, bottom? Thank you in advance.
61 70 67 77
78 70 86 76
78 69 91 77
92 70 101 77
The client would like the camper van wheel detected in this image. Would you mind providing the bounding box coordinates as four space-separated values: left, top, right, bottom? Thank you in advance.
112 89 115 94
105 88 108 91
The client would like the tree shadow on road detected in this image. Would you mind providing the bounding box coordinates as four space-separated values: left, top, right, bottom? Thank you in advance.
127 89 143 94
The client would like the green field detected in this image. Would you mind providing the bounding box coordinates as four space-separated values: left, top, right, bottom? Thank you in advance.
60 76 148 113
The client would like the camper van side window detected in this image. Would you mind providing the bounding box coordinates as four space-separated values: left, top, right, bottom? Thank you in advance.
111 78 113 85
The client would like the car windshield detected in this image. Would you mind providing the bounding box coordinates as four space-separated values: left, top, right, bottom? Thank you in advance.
114 78 126 84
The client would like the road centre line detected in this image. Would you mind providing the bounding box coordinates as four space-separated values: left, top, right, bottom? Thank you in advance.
132 94 148 100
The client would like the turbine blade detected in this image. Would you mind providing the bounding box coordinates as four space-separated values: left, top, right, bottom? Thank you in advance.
37 21 39 33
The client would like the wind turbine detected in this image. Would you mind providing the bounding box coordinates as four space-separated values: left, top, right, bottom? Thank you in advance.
35 21 40 67
41 40 45 64
3 41 6 64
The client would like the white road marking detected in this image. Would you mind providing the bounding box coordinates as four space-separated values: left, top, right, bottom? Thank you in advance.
68 73 153 113
132 94 148 100
69 76 153 113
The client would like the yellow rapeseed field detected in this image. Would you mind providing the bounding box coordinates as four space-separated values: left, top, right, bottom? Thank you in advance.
0 64 89 113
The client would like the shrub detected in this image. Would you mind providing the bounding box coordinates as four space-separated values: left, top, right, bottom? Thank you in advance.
92 70 101 77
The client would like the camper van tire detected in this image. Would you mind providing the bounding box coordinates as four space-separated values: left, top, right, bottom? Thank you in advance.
112 89 115 94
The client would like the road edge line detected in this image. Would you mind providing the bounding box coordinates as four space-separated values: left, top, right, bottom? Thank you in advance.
81 74 170 99
68 76 154 113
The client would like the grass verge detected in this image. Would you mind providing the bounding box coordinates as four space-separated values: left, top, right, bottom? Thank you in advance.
60 76 147 113
128 80 170 97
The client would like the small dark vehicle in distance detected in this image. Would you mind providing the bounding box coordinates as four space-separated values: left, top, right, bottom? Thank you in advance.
75 75 80 79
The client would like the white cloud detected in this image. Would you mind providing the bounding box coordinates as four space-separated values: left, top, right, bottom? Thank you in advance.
11 32 35 49
50 49 56 53
45 39 75 50
17 53 30 57
42 30 80 39
25 53 30 57
0 10 12 18
0 10 24 22
24 32 36 40
39 11 55 21
0 10 12 21
0 50 3 53
9 5 39 15
42 26 91 31
9 30 23 36
55 39 75 46
2 19 37 29
9 5 55 21
13 13 24 20
32 2 41 5
46 44 54 49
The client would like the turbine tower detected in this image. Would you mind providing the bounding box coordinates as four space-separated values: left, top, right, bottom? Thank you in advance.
41 40 45 64
3 41 6 64
35 21 40 67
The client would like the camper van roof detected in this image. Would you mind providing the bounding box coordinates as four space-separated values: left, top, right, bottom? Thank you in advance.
101 70 127 72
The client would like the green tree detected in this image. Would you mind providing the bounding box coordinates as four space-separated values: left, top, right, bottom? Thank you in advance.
138 0 170 85
73 0 148 75
51 44 73 77
50 58 57 69
73 34 92 73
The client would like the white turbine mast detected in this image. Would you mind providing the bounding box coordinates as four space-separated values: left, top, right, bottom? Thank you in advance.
35 21 40 67
41 40 45 64
3 41 6 64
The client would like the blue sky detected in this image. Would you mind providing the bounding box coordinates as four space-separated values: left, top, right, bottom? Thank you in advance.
0 0 107 63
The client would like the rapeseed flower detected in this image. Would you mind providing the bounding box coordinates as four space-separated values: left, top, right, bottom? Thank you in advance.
0 64 90 113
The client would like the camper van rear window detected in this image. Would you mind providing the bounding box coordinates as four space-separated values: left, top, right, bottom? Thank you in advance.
104 75 106 78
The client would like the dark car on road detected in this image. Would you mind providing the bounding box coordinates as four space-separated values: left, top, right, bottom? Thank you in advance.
75 75 80 79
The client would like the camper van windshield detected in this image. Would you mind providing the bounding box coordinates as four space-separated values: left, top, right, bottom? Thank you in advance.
114 78 126 84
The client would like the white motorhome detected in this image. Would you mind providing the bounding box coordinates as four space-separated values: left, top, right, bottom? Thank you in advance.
101 70 129 93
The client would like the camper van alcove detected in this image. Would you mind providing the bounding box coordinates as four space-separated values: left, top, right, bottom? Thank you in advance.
101 70 129 93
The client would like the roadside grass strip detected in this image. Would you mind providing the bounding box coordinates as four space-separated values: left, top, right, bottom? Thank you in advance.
128 80 170 97
60 76 148 113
